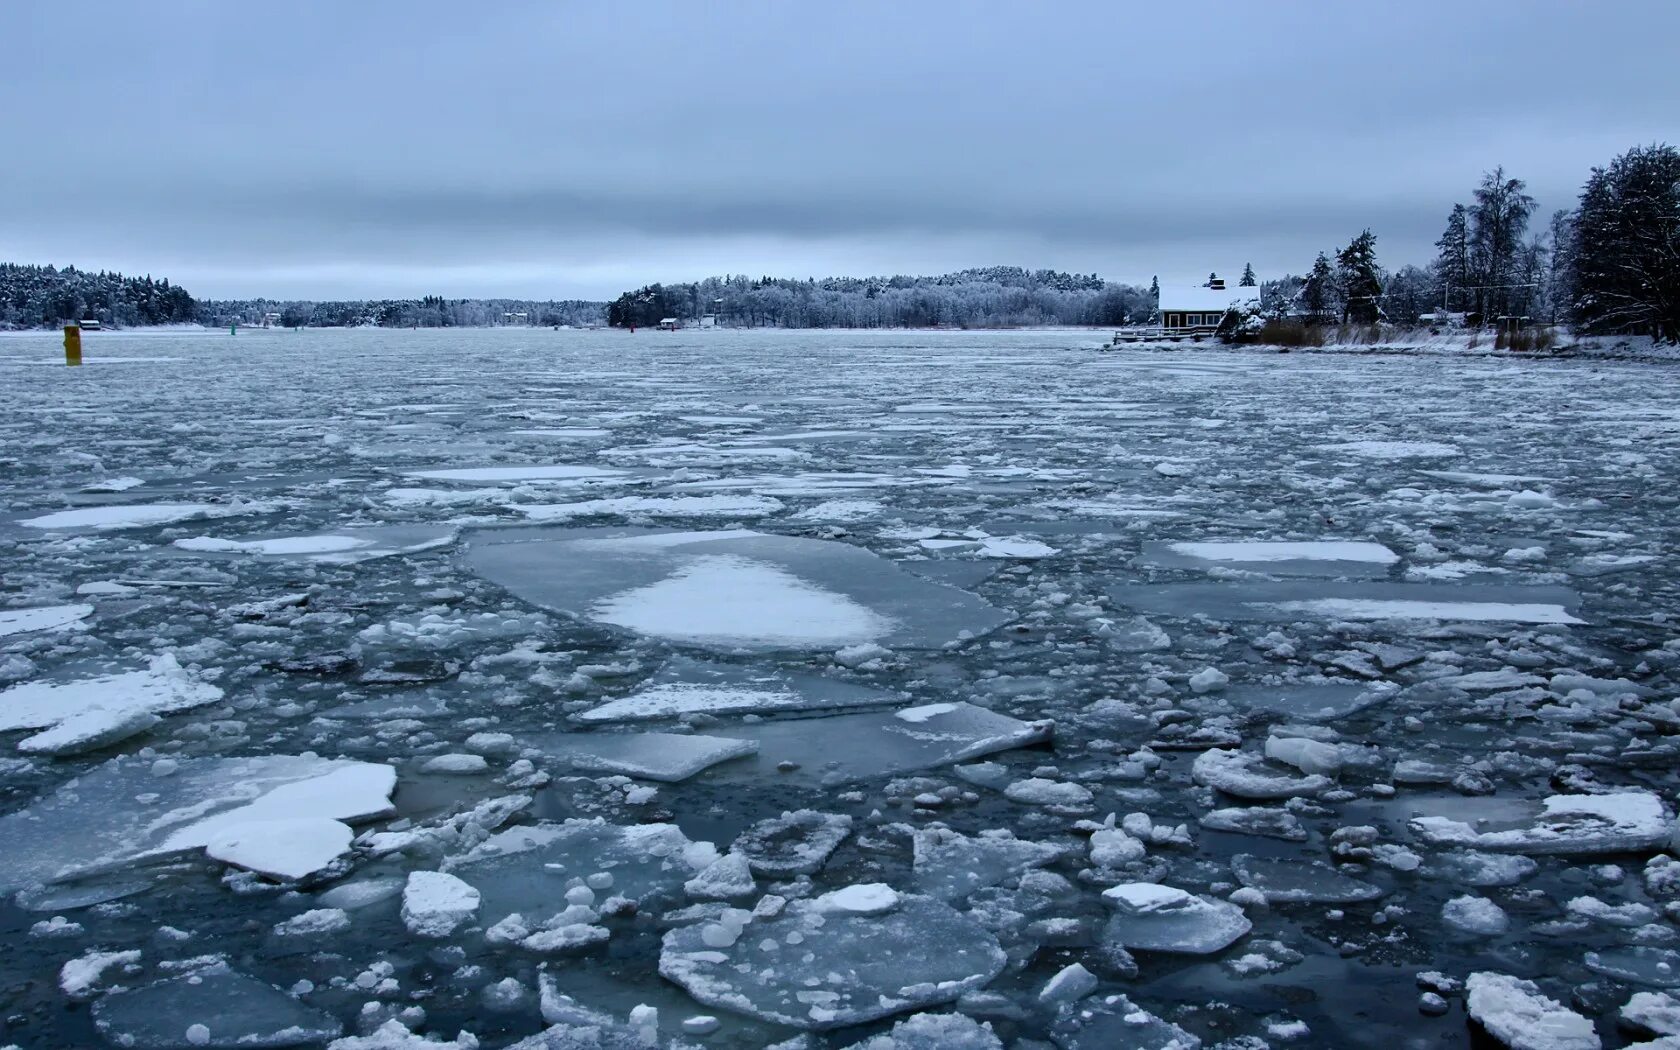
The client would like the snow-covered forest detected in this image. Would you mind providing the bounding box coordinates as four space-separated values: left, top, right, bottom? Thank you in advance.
605 267 1157 329
0 265 197 329
195 296 607 330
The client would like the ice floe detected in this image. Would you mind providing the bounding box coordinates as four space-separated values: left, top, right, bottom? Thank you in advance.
463 527 1011 650
659 887 1006 1029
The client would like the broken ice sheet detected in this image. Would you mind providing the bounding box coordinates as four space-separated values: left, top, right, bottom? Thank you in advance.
1222 681 1397 721
1135 539 1400 577
1050 992 1203 1049
1409 791 1673 855
1101 883 1252 955
1106 579 1584 624
463 526 1011 651
0 755 395 892
15 502 251 531
0 654 222 756
172 523 457 563
1230 853 1384 903
732 809 853 876
442 818 718 924
523 729 758 782
0 603 92 638
702 702 1053 786
90 962 342 1049
912 825 1070 902
401 464 624 483
659 886 1005 1029
573 657 899 724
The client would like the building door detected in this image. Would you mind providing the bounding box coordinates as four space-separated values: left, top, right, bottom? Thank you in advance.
1166 313 1181 328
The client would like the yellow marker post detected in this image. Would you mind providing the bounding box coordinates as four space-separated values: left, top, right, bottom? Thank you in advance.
63 324 82 366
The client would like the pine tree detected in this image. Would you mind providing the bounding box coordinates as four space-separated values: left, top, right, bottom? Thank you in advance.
1335 230 1383 324
1301 253 1335 323
1570 143 1680 342
1432 204 1471 313
1239 263 1256 287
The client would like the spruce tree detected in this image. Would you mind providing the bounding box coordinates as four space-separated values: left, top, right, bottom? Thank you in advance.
1433 204 1471 312
1239 263 1256 287
1335 230 1383 324
1302 253 1335 323
1570 143 1680 342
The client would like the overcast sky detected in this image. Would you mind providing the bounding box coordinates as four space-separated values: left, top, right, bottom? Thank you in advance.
3 1 1676 301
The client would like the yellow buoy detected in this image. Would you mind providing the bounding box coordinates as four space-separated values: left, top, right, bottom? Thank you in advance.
63 324 82 367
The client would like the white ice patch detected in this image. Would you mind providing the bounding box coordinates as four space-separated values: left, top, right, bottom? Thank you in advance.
0 654 222 753
591 555 893 648
18 503 244 531
403 464 621 483
1167 540 1399 564
1317 440 1462 459
1258 598 1584 624
0 604 92 638
513 495 784 521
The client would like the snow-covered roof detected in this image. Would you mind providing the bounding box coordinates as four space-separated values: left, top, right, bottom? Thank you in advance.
1161 285 1261 312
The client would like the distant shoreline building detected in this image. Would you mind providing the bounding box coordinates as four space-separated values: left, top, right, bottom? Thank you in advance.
1159 274 1259 333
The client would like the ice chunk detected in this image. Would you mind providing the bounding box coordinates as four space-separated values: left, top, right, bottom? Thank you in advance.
1004 778 1093 807
205 817 354 881
90 963 341 1048
701 702 1052 786
403 464 622 482
1101 883 1251 954
1107 580 1583 625
1039 962 1099 1005
1622 992 1680 1036
1426 850 1538 887
1264 735 1343 776
1317 440 1461 459
1 654 222 754
464 527 1010 651
0 604 92 638
1231 854 1382 904
659 890 1005 1029
172 524 456 563
1049 991 1204 1049
816 883 901 915
524 729 757 782
684 853 756 900
514 494 784 520
18 503 242 531
1583 947 1680 988
1409 792 1672 855
1138 539 1399 577
1224 681 1396 721
732 810 853 877
1199 807 1308 841
574 658 896 724
1443 895 1509 936
912 826 1069 901
402 870 480 937
1464 971 1600 1050
443 818 717 924
1192 749 1332 800
0 755 395 892
837 1012 1003 1049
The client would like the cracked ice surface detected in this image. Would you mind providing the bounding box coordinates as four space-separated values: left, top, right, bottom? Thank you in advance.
5 329 1680 1047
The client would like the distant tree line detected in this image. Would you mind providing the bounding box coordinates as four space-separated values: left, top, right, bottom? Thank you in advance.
606 267 1156 329
198 295 606 329
1265 143 1679 341
0 264 197 329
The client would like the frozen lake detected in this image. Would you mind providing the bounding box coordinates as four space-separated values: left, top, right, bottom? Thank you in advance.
2 327 1679 1048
